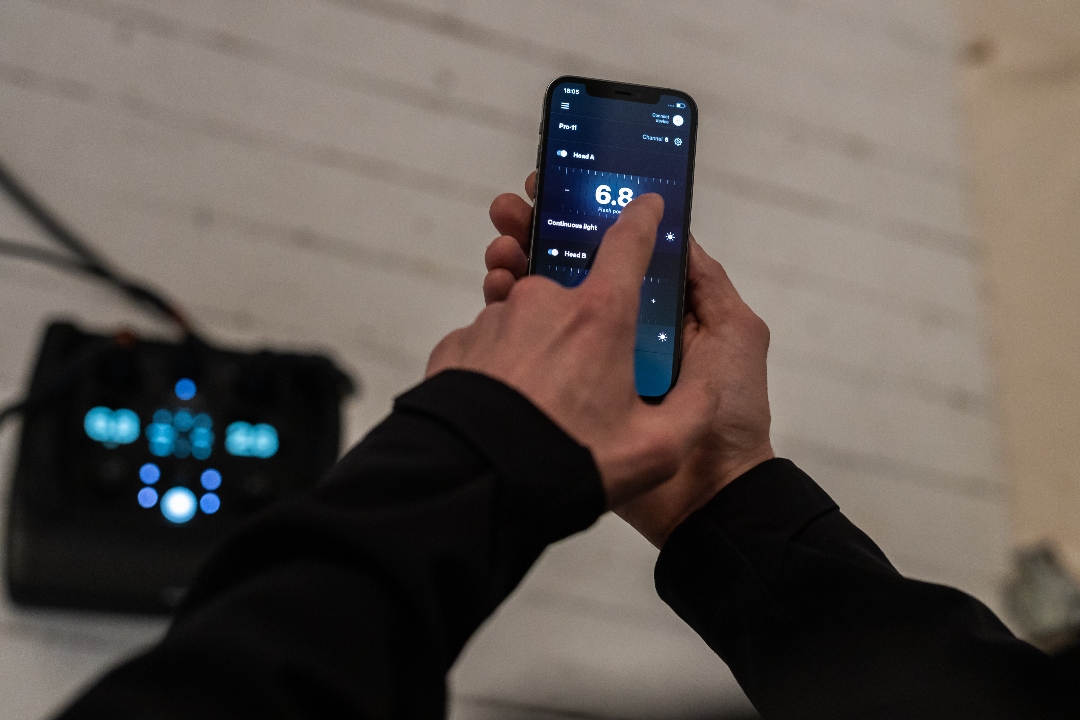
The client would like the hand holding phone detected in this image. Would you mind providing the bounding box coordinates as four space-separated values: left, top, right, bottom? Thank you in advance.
528 77 698 399
485 186 775 547
428 196 718 507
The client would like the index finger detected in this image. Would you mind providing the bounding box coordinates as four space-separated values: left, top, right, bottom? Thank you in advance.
584 193 664 299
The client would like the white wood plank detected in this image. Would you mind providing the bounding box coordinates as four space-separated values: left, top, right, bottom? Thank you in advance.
36 0 971 239
0 56 982 331
517 463 1007 623
0 633 122 719
770 364 1001 488
782 0 959 52
366 0 966 170
0 0 989 321
449 696 623 720
1 171 995 445
0 1 1009 718
0 75 497 283
1 1 528 198
0 261 425 434
0 176 1000 491
805 457 1010 587
666 0 954 70
451 587 754 719
741 273 990 403
693 187 981 320
0 78 991 407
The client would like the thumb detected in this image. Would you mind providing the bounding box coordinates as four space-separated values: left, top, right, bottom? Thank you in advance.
685 235 743 325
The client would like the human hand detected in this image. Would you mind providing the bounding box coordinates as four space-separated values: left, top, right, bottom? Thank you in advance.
428 193 718 507
484 175 773 546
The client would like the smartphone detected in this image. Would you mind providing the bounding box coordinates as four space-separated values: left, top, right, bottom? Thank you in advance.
528 76 698 399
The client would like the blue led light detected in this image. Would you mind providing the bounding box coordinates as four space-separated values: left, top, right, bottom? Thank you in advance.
112 410 140 444
84 407 111 441
147 408 215 458
200 468 222 491
84 407 141 445
191 426 214 448
161 487 197 524
173 410 194 432
146 421 177 457
139 462 161 484
137 487 158 508
175 378 196 401
225 421 279 458
200 492 220 514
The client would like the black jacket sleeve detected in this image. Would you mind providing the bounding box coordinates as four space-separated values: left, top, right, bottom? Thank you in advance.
59 370 606 720
655 458 1078 719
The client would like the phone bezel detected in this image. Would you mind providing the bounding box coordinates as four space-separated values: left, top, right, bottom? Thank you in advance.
527 75 699 401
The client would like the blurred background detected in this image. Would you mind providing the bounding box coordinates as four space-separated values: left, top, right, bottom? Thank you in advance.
0 0 1077 718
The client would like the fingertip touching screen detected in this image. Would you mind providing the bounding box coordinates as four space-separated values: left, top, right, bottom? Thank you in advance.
531 78 696 398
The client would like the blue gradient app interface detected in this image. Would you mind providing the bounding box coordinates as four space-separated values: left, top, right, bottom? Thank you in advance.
533 81 695 397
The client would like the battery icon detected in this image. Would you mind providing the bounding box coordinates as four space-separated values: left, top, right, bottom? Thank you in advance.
675 102 686 108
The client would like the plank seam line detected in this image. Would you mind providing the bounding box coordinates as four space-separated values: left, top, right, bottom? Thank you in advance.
321 0 963 183
33 0 963 185
776 433 1004 500
0 60 971 258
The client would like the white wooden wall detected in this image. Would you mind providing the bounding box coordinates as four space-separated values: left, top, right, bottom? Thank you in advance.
0 1 1008 718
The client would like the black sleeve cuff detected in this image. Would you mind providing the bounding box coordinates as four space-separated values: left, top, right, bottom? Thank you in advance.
394 369 607 548
652 460 1058 720
655 458 837 596
682 458 836 547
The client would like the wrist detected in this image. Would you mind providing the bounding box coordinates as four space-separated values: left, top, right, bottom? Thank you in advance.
712 443 776 495
626 444 776 549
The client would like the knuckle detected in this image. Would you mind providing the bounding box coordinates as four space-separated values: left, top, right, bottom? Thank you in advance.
482 272 502 304
739 307 770 345
475 303 503 326
484 236 514 270
507 275 544 301
483 241 501 271
488 193 516 219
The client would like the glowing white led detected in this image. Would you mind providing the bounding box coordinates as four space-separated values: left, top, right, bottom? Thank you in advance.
161 487 197 524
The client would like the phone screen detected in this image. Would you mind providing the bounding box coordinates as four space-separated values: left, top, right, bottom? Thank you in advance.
530 77 697 398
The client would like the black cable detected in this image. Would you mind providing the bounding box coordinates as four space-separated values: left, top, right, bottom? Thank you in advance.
0 160 111 269
0 159 207 429
0 158 196 335
0 236 95 275
0 237 190 323
0 236 208 430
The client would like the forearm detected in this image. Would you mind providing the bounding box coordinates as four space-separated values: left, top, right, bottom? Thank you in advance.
656 459 1073 720
59 371 605 719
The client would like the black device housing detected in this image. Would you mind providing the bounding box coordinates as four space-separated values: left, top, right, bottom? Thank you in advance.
5 321 353 613
528 76 699 400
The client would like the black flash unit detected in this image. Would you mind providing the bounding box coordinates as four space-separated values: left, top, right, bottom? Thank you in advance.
5 322 353 613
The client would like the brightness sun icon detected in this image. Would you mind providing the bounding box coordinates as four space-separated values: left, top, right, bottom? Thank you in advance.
665 232 676 242
658 332 668 342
